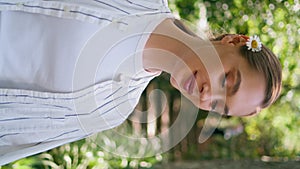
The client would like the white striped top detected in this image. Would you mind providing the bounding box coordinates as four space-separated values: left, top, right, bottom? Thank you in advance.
0 0 173 165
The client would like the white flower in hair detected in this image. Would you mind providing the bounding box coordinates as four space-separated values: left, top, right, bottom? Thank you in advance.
246 35 262 52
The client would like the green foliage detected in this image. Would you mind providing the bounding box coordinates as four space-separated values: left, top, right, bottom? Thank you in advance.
2 0 299 168
170 0 300 160
173 0 199 21
208 0 300 158
2 124 162 169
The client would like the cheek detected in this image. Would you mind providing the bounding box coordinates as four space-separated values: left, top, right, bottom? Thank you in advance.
226 88 265 116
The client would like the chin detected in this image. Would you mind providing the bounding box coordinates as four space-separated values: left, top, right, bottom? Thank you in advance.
170 76 179 89
190 100 210 111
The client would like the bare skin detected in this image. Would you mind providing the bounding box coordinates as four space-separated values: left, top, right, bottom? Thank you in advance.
143 19 265 116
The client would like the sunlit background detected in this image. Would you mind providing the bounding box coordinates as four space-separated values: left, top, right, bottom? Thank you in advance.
2 0 299 168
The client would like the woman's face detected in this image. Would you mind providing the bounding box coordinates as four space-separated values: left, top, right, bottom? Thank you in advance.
169 42 266 117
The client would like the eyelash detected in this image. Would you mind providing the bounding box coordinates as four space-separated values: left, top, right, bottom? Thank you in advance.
212 73 227 111
212 73 230 116
222 73 229 88
211 100 218 110
224 106 229 117
211 100 229 117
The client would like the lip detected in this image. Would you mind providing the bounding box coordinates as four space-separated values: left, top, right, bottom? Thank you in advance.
183 71 197 94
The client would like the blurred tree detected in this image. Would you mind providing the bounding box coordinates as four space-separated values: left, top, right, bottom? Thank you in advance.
2 0 299 168
174 0 199 21
169 0 300 159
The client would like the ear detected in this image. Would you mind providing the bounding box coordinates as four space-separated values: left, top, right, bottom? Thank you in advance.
221 35 247 47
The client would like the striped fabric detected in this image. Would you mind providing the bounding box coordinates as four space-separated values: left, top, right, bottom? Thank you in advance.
0 75 154 163
0 0 170 24
0 0 172 165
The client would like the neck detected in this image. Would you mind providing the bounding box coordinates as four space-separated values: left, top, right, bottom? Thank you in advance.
143 19 201 74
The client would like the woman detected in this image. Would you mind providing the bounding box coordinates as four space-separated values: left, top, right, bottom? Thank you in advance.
0 0 281 165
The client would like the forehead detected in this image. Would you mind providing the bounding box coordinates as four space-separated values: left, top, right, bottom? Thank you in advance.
227 67 266 116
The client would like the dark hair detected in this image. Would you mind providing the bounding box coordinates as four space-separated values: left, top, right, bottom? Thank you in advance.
213 34 282 109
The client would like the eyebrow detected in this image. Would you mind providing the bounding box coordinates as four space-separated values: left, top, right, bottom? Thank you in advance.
228 70 242 96
224 71 242 116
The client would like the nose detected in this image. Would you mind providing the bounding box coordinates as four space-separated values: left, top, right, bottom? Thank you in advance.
200 83 211 101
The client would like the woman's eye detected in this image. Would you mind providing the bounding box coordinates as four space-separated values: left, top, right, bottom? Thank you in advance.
222 73 228 88
211 100 218 110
